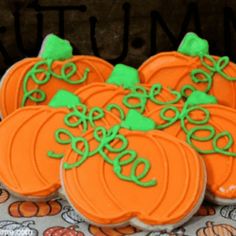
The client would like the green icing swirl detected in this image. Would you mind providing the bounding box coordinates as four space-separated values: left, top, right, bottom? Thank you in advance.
157 104 236 156
106 103 125 120
61 125 157 187
21 59 90 106
123 84 182 113
181 54 236 98
48 105 105 159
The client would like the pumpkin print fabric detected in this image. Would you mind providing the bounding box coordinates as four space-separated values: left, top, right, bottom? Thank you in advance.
0 176 234 235
0 34 113 118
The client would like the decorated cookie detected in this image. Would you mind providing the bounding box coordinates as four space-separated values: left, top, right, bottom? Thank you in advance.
146 91 236 204
0 90 120 199
139 32 236 108
74 64 183 119
61 110 206 231
0 34 113 118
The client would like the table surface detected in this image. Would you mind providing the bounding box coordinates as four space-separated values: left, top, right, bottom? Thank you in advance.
0 185 235 236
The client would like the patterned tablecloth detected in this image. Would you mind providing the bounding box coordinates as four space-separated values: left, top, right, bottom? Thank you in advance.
0 185 235 236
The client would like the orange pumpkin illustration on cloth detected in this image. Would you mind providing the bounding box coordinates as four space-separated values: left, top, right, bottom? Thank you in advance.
0 34 113 118
9 200 62 217
61 110 206 231
146 91 236 204
197 221 236 236
89 224 139 236
0 188 9 203
43 226 84 236
0 90 120 199
139 32 236 109
195 202 216 216
74 64 183 119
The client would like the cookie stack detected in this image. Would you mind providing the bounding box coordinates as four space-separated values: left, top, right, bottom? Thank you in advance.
0 33 235 232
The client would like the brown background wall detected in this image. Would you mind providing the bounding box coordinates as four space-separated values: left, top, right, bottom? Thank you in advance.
0 0 236 75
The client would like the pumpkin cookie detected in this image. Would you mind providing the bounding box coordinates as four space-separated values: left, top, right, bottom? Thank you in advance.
146 91 236 204
74 64 183 119
0 90 120 200
0 34 113 118
61 110 206 231
139 32 236 109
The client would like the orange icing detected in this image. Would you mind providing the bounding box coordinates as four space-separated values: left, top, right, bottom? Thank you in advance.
74 82 183 118
62 128 205 226
0 106 119 198
139 52 236 108
146 104 236 200
0 56 113 118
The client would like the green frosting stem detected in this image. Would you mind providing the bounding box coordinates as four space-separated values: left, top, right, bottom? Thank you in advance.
180 91 217 118
48 90 81 108
40 34 73 60
177 32 209 57
107 64 140 89
121 110 156 131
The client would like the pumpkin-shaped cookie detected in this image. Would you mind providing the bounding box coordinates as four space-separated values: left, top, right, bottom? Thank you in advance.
75 64 183 119
61 110 206 231
0 34 113 118
139 32 236 108
146 91 236 204
0 90 120 199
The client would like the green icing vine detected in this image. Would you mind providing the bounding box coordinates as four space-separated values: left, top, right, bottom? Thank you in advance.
21 59 90 106
181 54 236 98
156 104 236 156
48 104 104 159
123 84 182 113
60 125 157 187
106 103 125 120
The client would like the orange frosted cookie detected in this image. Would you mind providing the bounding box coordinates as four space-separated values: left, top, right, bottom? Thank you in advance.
0 91 119 199
0 34 113 118
75 64 183 119
146 91 236 204
139 32 236 108
61 110 206 231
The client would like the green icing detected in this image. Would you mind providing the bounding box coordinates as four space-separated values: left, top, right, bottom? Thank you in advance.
48 90 81 108
156 102 236 157
180 91 217 118
123 84 182 113
177 32 209 57
60 125 157 187
121 110 155 131
107 64 140 89
180 54 236 98
106 103 126 120
21 60 89 107
184 91 217 106
40 34 73 60
48 104 105 159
